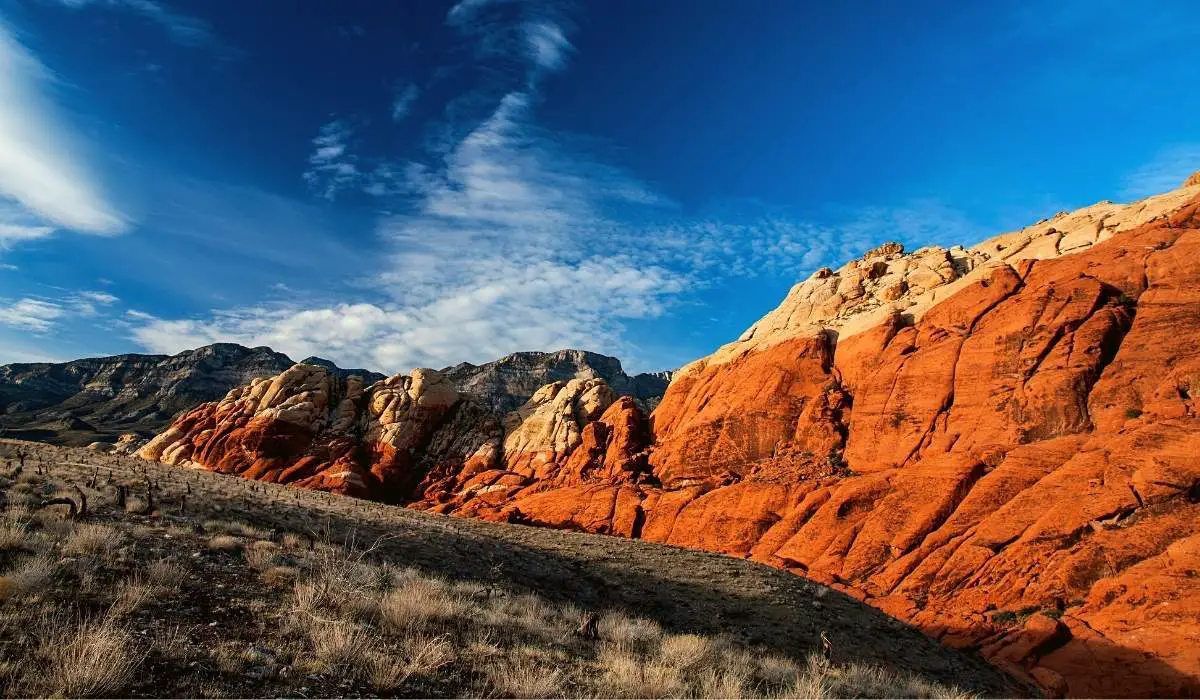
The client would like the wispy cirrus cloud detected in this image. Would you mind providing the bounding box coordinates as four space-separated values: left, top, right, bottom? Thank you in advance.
0 21 127 245
302 120 360 200
0 298 65 332
0 288 121 333
1120 144 1200 200
523 20 570 71
391 83 419 121
129 0 984 375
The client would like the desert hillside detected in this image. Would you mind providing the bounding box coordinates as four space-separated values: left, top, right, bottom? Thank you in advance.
136 174 1200 697
0 440 1017 697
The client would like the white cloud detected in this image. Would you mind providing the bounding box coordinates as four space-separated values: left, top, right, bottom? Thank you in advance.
302 120 360 200
0 22 127 238
128 0 984 375
0 223 56 248
523 21 571 71
0 298 66 332
1121 144 1200 200
78 290 119 305
391 84 419 121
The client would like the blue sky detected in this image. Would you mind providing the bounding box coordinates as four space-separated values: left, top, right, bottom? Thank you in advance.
0 0 1198 373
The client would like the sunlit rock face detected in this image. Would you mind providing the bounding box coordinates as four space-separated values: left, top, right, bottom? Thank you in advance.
144 178 1200 697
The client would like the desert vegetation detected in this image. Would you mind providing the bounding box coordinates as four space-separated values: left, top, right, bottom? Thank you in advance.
0 441 1001 697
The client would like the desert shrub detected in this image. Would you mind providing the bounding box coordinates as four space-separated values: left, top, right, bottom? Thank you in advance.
64 523 123 557
598 611 662 653
597 645 683 698
28 614 144 697
307 620 372 675
146 559 186 592
2 554 56 598
484 654 563 698
379 576 461 632
366 633 453 690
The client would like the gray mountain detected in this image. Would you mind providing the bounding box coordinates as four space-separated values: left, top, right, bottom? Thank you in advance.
441 349 673 414
0 344 303 446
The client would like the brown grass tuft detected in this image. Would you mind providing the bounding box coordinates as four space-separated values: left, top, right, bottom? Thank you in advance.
30 614 145 697
63 523 123 557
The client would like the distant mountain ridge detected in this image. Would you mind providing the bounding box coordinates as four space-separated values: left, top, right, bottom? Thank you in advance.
441 349 672 414
0 343 669 446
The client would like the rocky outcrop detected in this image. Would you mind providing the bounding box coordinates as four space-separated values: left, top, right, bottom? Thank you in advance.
138 363 498 502
141 179 1200 697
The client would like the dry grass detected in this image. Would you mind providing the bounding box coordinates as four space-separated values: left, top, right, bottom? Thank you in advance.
2 553 56 599
63 522 123 556
244 540 280 570
146 559 186 591
379 576 462 632
485 654 565 698
124 496 150 515
0 517 29 551
307 620 372 674
0 442 991 699
208 534 242 551
28 613 145 697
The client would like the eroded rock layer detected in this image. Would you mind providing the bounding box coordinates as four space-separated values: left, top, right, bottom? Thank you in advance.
142 177 1200 697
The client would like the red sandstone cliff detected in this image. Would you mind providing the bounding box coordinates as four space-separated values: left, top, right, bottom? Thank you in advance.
141 175 1200 697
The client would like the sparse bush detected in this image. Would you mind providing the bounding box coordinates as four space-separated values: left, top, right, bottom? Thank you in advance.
307 620 372 675
1125 407 1143 419
484 654 563 698
29 614 144 697
146 559 186 592
598 611 662 653
379 576 461 632
2 554 56 599
244 540 280 570
366 633 453 690
64 523 123 557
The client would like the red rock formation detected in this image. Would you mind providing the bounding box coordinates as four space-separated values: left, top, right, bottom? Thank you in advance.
142 182 1200 697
